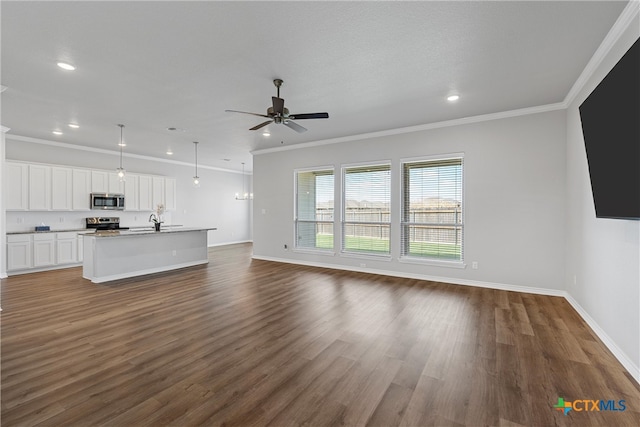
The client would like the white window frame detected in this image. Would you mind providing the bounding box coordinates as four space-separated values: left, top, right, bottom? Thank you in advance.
400 153 464 267
341 161 392 259
294 166 335 254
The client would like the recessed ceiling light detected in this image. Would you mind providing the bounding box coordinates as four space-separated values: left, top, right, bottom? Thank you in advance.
68 123 79 129
166 150 173 155
447 95 460 102
56 62 76 71
118 142 126 147
52 130 63 135
223 158 231 162
166 127 186 132
262 130 271 136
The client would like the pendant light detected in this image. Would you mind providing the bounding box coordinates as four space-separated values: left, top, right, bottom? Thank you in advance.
193 141 200 187
235 162 252 200
116 124 126 181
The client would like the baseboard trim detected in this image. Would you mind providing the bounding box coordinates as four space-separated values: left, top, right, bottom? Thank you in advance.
208 239 252 248
563 292 640 384
251 255 564 297
251 254 639 384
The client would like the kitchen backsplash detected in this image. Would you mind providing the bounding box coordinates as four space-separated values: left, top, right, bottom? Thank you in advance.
6 210 173 233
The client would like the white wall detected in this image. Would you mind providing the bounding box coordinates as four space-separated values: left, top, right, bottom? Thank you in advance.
4 137 252 246
1 129 7 278
565 19 639 380
253 110 567 291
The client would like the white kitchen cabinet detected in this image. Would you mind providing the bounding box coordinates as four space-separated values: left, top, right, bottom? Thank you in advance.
5 162 29 210
7 235 32 270
51 167 73 210
72 169 92 210
56 232 78 265
124 174 139 211
77 234 84 262
33 234 55 267
108 172 125 194
139 175 153 211
152 176 165 209
91 171 108 193
29 164 51 210
165 177 176 211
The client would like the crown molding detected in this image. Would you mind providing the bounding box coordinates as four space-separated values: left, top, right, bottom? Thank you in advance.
564 0 640 106
252 102 565 156
5 134 248 175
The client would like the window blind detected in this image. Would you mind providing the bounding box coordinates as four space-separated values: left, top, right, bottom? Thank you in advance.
401 157 463 261
295 169 334 250
342 164 391 256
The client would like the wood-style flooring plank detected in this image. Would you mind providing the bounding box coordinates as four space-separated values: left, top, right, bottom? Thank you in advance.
2 243 639 426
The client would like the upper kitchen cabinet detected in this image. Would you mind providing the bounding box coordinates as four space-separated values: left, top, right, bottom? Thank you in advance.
72 169 92 210
138 175 153 211
29 164 51 210
165 177 176 211
108 173 125 194
152 176 164 209
51 167 73 210
5 162 28 210
124 174 139 211
91 171 108 193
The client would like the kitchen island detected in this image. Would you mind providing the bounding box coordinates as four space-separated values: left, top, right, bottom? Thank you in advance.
82 227 216 283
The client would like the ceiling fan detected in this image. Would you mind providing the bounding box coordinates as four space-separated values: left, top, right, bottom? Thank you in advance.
225 79 329 133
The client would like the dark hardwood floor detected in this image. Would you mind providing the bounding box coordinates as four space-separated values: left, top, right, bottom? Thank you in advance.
1 242 639 426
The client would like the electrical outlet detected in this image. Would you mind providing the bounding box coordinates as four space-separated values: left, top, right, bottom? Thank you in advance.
472 261 478 269
59 217 64 223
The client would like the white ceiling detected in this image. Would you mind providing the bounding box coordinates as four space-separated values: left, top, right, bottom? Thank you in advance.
0 1 627 173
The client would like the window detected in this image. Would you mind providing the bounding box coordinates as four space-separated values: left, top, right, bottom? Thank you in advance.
295 168 334 251
401 156 463 262
342 164 391 256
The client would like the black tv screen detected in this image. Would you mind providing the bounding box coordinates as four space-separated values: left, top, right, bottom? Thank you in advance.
579 37 639 220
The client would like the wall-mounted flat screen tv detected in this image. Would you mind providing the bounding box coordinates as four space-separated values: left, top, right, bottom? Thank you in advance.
579 37 639 220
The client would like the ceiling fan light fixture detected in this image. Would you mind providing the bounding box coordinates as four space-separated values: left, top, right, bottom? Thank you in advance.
447 94 460 102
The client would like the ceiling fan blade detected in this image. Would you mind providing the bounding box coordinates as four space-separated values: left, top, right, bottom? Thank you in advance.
272 97 285 115
250 120 273 131
289 112 329 120
283 120 307 133
225 109 270 118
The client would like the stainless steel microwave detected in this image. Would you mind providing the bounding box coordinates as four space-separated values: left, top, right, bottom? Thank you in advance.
90 193 125 210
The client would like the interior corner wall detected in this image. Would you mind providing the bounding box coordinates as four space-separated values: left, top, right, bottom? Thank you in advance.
565 18 640 381
253 110 567 292
4 137 252 246
1 130 7 279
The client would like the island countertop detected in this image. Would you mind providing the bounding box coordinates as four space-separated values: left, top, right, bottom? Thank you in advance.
81 227 216 237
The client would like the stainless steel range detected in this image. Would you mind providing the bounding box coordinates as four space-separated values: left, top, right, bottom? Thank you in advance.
85 217 129 231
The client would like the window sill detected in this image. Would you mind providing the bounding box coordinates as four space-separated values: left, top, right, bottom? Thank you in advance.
399 256 466 269
292 248 336 256
340 251 392 262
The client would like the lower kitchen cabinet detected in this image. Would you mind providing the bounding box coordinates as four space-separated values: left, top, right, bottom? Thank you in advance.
33 234 55 267
7 232 82 274
56 232 78 265
7 235 32 271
